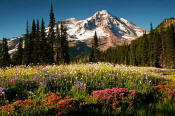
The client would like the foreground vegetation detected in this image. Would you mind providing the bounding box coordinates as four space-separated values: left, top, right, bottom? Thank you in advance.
0 63 175 116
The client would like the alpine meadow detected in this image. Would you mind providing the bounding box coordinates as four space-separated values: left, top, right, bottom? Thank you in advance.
0 0 175 116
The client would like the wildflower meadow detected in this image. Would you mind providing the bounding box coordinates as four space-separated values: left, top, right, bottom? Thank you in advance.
0 63 175 116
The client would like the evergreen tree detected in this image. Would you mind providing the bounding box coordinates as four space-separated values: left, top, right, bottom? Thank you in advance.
135 39 142 65
150 22 153 33
60 24 70 64
90 31 100 62
40 18 48 64
148 22 154 66
31 19 36 64
129 43 137 65
55 24 61 64
33 19 40 64
89 44 95 62
160 26 166 67
23 21 31 65
48 3 55 63
141 32 149 66
153 32 161 67
2 38 11 66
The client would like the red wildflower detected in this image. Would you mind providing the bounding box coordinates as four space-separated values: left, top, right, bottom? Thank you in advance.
9 80 13 86
91 88 136 110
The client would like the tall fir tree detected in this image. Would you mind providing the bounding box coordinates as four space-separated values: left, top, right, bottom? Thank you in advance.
160 26 166 67
23 21 31 65
148 22 154 66
2 38 11 66
31 19 36 64
90 31 100 62
60 23 70 64
48 3 55 63
141 31 149 66
153 32 161 67
55 24 61 64
40 18 47 64
33 19 40 64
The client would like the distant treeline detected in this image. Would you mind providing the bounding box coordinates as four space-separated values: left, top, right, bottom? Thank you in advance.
101 22 175 68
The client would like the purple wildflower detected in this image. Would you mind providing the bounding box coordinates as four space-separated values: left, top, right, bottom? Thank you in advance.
0 87 8 96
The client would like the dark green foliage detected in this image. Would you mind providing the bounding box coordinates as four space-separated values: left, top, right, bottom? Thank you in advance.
40 18 50 64
55 24 61 64
60 24 70 64
90 32 100 62
160 26 166 67
33 19 40 64
69 41 91 57
153 32 161 67
6 80 39 102
102 23 175 68
89 44 95 62
23 21 31 65
30 19 36 63
1 38 11 66
165 24 175 67
47 3 55 64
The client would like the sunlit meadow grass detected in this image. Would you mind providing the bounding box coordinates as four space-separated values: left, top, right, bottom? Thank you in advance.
0 62 175 116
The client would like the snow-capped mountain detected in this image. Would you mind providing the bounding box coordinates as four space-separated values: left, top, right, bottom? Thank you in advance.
8 10 147 54
58 10 146 41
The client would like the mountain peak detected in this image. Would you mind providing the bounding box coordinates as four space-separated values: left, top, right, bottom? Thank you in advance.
66 18 78 21
93 10 112 18
98 10 110 14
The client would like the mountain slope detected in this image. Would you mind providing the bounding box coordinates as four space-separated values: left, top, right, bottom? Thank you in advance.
54 10 146 41
48 10 147 51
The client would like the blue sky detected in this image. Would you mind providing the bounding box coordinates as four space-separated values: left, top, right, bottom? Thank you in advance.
0 0 175 39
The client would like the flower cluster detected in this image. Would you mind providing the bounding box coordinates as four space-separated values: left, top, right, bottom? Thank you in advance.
154 81 175 98
72 81 86 90
56 99 77 116
91 88 136 110
42 93 78 116
0 92 78 116
41 92 62 109
0 99 32 114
